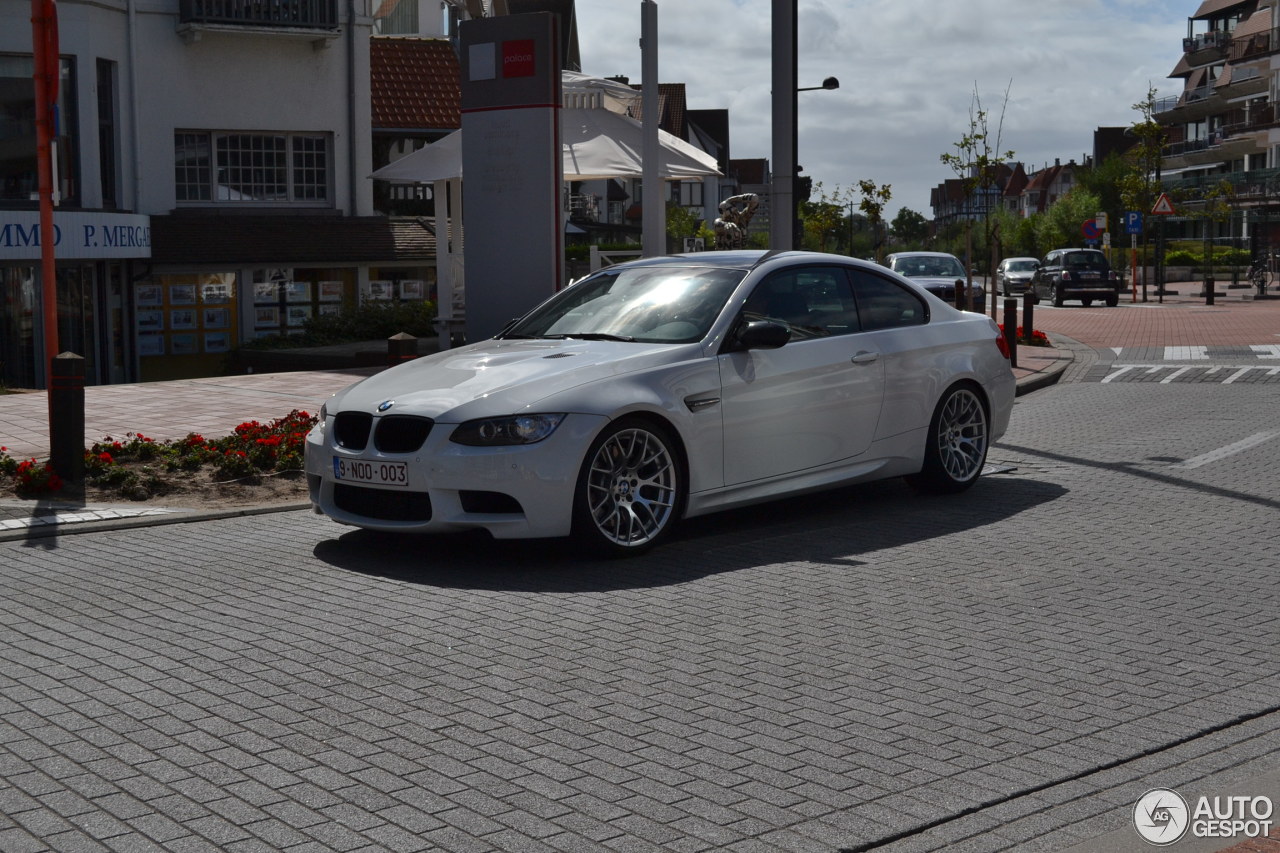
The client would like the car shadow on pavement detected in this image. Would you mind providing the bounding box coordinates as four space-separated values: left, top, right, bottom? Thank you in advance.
312 474 1067 593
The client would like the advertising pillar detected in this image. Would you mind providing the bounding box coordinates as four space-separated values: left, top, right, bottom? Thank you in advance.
459 14 562 343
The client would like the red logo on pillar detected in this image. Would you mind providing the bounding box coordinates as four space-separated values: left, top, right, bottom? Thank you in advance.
502 39 536 78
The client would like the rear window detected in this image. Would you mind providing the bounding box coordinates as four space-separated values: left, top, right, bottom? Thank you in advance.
1063 252 1108 270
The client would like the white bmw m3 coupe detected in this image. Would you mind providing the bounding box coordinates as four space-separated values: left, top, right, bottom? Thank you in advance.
305 250 1016 554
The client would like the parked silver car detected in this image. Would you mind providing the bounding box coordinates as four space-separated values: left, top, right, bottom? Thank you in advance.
306 250 1016 554
996 257 1039 295
884 252 985 309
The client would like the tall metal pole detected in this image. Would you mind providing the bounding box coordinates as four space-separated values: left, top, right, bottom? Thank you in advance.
32 0 59 381
640 1 663 257
770 0 795 251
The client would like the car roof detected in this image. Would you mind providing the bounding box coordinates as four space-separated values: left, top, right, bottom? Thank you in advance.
606 249 895 274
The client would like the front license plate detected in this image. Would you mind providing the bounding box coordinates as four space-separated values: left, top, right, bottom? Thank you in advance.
332 457 409 487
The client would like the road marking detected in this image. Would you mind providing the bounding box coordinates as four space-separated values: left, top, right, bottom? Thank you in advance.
1252 344 1280 358
1102 364 1280 383
1102 365 1138 382
1165 345 1208 360
1175 431 1279 469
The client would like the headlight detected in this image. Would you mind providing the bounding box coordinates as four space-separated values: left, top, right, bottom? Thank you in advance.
450 414 566 446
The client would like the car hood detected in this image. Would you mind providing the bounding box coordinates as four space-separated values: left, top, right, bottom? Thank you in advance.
325 338 693 421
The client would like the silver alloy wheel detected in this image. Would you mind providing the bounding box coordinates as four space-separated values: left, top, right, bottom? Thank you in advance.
935 387 988 483
584 426 678 547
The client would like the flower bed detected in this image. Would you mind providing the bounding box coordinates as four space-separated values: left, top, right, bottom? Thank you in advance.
999 325 1051 347
0 409 316 501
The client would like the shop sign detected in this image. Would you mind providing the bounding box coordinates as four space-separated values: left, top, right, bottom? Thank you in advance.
0 211 151 260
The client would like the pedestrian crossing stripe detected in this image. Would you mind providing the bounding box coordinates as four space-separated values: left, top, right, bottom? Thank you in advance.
1102 364 1280 383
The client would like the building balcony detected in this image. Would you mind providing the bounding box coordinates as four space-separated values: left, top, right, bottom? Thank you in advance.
1162 131 1262 169
1165 166 1280 207
177 0 340 43
1183 30 1229 65
1215 65 1267 99
1220 102 1280 138
1155 83 1225 123
1228 26 1278 63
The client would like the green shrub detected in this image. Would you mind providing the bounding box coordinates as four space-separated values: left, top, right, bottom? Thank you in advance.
1164 249 1197 265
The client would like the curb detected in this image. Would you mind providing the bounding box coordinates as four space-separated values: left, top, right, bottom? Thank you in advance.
0 501 311 542
1014 349 1073 397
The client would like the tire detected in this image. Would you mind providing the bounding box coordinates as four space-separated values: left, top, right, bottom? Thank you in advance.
1105 294 1118 307
1082 298 1093 307
1051 284 1064 307
905 384 989 494
572 419 684 554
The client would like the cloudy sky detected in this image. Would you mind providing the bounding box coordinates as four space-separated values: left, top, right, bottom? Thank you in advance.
574 0 1190 220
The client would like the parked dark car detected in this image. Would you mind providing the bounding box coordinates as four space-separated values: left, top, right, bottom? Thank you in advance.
1030 248 1121 307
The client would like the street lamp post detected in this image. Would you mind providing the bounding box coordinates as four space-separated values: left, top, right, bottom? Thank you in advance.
770 0 838 251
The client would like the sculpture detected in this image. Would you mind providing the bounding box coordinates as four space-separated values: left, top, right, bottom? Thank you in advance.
713 193 759 250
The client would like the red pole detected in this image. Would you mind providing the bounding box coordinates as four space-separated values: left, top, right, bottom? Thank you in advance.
32 0 59 381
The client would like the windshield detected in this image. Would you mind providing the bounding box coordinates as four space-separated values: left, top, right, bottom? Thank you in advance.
893 255 966 278
1006 260 1037 272
500 266 747 343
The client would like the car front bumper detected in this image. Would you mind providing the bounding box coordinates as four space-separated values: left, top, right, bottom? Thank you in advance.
304 412 608 538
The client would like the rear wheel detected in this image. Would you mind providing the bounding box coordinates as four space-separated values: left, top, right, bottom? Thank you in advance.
1105 294 1119 307
572 419 684 554
906 384 989 494
1051 284 1064 307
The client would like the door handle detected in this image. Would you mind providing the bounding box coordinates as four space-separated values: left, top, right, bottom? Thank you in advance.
851 351 879 364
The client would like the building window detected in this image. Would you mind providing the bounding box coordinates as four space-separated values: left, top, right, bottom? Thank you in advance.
174 131 330 204
97 59 118 208
373 0 418 35
1 53 77 205
675 181 704 207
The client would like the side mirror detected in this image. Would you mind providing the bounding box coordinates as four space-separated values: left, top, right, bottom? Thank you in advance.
734 319 790 351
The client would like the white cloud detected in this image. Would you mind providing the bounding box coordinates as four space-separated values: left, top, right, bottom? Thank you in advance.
576 0 1189 219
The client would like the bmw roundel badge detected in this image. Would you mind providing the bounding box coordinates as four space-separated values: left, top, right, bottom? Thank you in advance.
377 400 394 412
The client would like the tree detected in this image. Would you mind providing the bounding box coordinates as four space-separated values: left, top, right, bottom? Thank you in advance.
1034 188 1102 252
939 82 1015 314
800 182 853 253
855 180 893 263
889 208 929 249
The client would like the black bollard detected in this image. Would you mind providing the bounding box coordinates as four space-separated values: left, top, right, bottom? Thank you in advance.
387 332 418 367
1003 298 1018 369
49 352 85 489
1022 291 1035 341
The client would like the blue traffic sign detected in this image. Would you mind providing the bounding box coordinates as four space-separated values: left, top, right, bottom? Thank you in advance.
1125 211 1143 235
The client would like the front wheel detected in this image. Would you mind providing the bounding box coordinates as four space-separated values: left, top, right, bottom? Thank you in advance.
572 419 684 555
906 385 989 494
1051 284 1064 307
1105 294 1119 307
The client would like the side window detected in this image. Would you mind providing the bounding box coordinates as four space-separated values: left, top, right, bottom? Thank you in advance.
741 267 860 339
849 270 928 331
